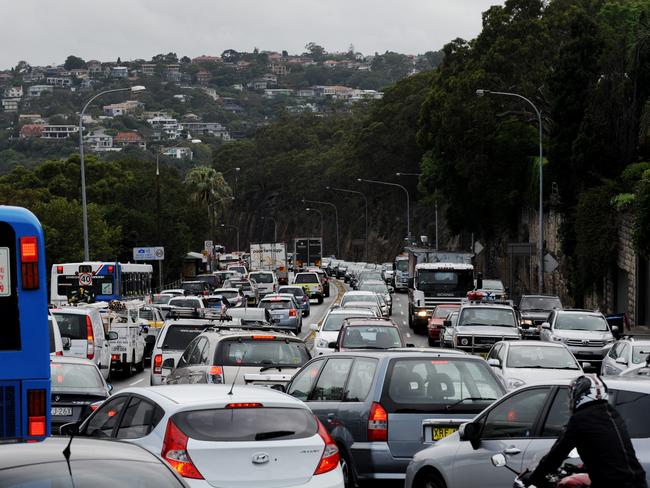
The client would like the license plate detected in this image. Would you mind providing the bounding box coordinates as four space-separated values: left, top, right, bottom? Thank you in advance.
51 407 72 416
113 346 127 352
425 426 458 442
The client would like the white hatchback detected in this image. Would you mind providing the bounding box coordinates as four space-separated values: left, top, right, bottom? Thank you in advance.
74 384 344 488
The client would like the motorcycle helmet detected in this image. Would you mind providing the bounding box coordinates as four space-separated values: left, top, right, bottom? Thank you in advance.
570 374 608 412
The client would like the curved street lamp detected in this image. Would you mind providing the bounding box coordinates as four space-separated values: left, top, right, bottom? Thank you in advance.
358 178 411 242
326 186 368 261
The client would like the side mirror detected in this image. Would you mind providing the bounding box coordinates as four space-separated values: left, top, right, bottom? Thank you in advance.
458 421 481 450
328 341 338 349
141 326 149 335
106 331 119 341
491 453 507 468
611 325 620 333
616 357 628 366
161 358 175 371
59 422 79 436
107 384 113 392
270 384 286 392
582 362 592 370
541 322 551 330
443 320 452 328
62 336 72 350
309 324 319 331
487 358 501 367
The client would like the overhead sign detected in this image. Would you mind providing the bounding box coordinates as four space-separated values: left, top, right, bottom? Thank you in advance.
78 273 93 287
0 247 11 297
544 253 559 273
133 246 165 261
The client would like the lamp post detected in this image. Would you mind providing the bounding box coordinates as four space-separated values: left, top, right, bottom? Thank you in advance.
221 223 240 252
305 208 324 241
220 167 241 198
476 88 544 292
358 178 411 243
79 85 145 261
303 199 340 258
326 187 368 261
261 216 278 242
395 172 438 250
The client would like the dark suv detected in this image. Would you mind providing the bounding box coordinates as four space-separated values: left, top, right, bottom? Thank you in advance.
518 294 563 338
285 350 505 486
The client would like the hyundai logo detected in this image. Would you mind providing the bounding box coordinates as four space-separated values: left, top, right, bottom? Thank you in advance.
252 452 270 465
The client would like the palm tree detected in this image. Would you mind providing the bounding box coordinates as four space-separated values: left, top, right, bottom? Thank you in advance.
184 166 232 240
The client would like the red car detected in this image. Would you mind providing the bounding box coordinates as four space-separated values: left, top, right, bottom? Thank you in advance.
427 304 461 346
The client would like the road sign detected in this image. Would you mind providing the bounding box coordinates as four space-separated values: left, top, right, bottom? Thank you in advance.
544 253 559 273
204 240 213 251
78 273 93 287
473 241 485 255
0 247 11 297
133 246 165 261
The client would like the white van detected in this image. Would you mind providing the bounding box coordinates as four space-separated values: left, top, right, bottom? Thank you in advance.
248 270 278 298
103 302 147 376
51 306 116 380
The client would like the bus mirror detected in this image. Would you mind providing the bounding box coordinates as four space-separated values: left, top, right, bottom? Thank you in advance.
62 337 71 350
106 331 119 341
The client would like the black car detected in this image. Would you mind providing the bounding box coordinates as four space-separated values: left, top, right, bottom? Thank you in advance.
518 294 563 338
50 356 112 434
0 437 187 487
180 280 211 296
195 273 221 291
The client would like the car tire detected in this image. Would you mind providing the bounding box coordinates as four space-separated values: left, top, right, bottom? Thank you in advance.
338 446 355 488
135 353 145 372
317 295 324 305
417 470 446 488
304 310 310 318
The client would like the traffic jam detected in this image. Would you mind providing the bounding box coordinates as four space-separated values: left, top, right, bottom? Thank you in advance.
2 214 650 488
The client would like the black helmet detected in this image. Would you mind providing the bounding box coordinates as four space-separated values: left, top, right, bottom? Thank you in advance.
570 374 608 412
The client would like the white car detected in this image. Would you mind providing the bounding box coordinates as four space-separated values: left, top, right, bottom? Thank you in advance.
75 385 344 488
248 270 278 298
486 340 583 390
160 289 186 297
168 296 205 309
340 291 387 317
312 308 376 356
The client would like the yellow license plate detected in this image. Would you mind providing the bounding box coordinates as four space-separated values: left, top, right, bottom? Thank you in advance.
430 427 457 441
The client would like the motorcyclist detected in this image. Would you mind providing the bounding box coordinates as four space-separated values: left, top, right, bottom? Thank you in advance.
521 374 647 488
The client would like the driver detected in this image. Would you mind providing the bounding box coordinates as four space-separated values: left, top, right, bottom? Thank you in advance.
521 374 647 488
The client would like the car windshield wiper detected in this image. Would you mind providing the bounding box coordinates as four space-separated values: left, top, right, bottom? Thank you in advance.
446 397 496 410
254 430 295 441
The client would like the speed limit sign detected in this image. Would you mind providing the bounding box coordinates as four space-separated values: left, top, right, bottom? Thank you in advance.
78 273 93 287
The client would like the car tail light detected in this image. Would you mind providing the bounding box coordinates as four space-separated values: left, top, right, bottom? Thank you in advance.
20 236 39 290
314 417 339 475
161 419 204 479
55 350 63 356
208 365 224 384
289 308 297 317
86 315 94 360
225 402 263 408
252 335 275 340
367 402 388 442
27 389 47 437
153 354 163 374
111 354 119 361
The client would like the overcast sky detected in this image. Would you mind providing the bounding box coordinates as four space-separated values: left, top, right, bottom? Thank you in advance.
2 0 503 69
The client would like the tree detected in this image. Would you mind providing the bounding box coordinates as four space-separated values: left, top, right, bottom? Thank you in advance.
180 56 191 64
305 42 326 62
64 55 86 70
184 166 232 239
221 49 240 63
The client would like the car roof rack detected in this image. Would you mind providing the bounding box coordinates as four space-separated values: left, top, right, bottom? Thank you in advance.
464 298 514 307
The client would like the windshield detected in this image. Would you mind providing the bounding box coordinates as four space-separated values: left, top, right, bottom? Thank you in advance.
341 326 401 349
506 346 580 369
181 282 204 294
322 312 374 331
632 346 650 364
395 259 408 272
259 300 293 310
416 269 474 293
555 314 608 331
433 305 459 318
520 296 562 311
459 307 516 327
161 324 205 350
169 298 201 308
383 358 504 413
218 291 239 299
250 273 274 283
360 272 383 281
51 362 104 390
139 308 155 320
481 280 504 291
153 294 172 304
360 283 388 294
294 273 319 284
216 339 310 367
278 287 304 297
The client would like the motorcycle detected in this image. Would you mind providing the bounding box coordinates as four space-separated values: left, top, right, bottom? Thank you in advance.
491 448 590 488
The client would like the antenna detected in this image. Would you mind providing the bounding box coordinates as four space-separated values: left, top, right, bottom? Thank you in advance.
62 426 77 488
228 349 247 395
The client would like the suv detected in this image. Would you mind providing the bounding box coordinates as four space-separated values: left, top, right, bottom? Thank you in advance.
602 335 650 376
519 294 563 338
258 293 303 334
285 350 505 486
450 302 521 356
165 327 311 389
540 309 616 369
307 267 330 298
248 270 278 298
293 272 324 304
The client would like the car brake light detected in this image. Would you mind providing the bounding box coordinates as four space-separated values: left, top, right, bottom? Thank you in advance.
225 403 263 408
367 402 388 442
252 335 275 340
153 354 163 374
289 309 297 317
314 417 340 475
208 366 224 384
55 350 63 356
111 354 119 361
28 389 47 437
20 236 39 290
161 419 204 479
86 315 94 360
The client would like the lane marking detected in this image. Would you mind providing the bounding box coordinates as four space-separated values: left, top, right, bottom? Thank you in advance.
129 378 144 386
406 333 411 338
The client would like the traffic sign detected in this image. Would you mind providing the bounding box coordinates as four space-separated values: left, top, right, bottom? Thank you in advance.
544 253 559 273
133 246 165 261
78 273 93 287
473 241 485 255
204 240 213 251
0 247 11 297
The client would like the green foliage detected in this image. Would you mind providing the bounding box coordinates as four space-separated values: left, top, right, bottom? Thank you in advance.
64 55 86 70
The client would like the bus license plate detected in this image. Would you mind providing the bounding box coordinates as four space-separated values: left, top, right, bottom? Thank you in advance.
51 407 72 416
424 426 458 442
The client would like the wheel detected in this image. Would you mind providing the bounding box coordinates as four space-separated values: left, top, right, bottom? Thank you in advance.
317 295 324 305
338 446 355 488
304 310 310 318
135 353 145 372
417 470 446 488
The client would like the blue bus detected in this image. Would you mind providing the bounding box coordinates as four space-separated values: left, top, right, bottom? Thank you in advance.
50 261 153 306
0 206 50 441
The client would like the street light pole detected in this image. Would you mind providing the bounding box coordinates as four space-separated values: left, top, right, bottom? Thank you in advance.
305 208 324 242
221 224 240 252
303 199 340 258
476 88 544 292
396 172 438 249
79 85 145 261
327 187 368 261
358 178 411 243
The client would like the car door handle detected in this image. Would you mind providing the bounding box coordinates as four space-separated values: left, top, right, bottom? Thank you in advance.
504 447 521 456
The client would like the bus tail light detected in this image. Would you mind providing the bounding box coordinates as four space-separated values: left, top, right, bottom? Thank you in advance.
161 419 204 479
314 417 339 475
367 402 388 442
107 265 114 274
27 389 46 437
86 316 95 360
20 236 39 290
153 354 163 374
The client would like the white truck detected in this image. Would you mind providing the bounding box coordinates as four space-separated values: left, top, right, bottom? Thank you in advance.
102 301 147 376
250 243 289 285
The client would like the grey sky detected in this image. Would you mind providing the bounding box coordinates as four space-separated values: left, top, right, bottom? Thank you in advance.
2 0 503 69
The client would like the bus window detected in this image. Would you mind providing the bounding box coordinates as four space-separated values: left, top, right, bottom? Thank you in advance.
0 222 20 351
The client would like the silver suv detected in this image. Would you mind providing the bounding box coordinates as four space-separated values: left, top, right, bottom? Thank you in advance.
540 309 616 368
450 303 521 356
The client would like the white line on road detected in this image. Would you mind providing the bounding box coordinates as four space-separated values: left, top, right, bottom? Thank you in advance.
129 378 144 386
400 311 404 315
406 333 411 338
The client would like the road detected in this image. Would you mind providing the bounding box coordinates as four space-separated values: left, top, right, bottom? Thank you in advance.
112 281 428 392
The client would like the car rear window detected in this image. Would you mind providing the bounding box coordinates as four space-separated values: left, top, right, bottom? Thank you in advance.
259 300 292 310
294 274 319 284
323 312 374 331
153 294 172 304
51 313 87 340
342 326 402 349
250 273 274 283
279 287 304 297
341 295 375 305
611 390 650 438
161 324 205 350
51 362 103 390
382 358 504 413
216 339 310 367
173 407 317 442
169 298 200 308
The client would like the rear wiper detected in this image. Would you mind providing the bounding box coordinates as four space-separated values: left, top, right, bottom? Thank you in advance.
255 430 295 441
446 397 496 410
259 365 282 373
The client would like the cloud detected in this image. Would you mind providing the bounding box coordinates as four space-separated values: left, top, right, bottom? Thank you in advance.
0 0 503 68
